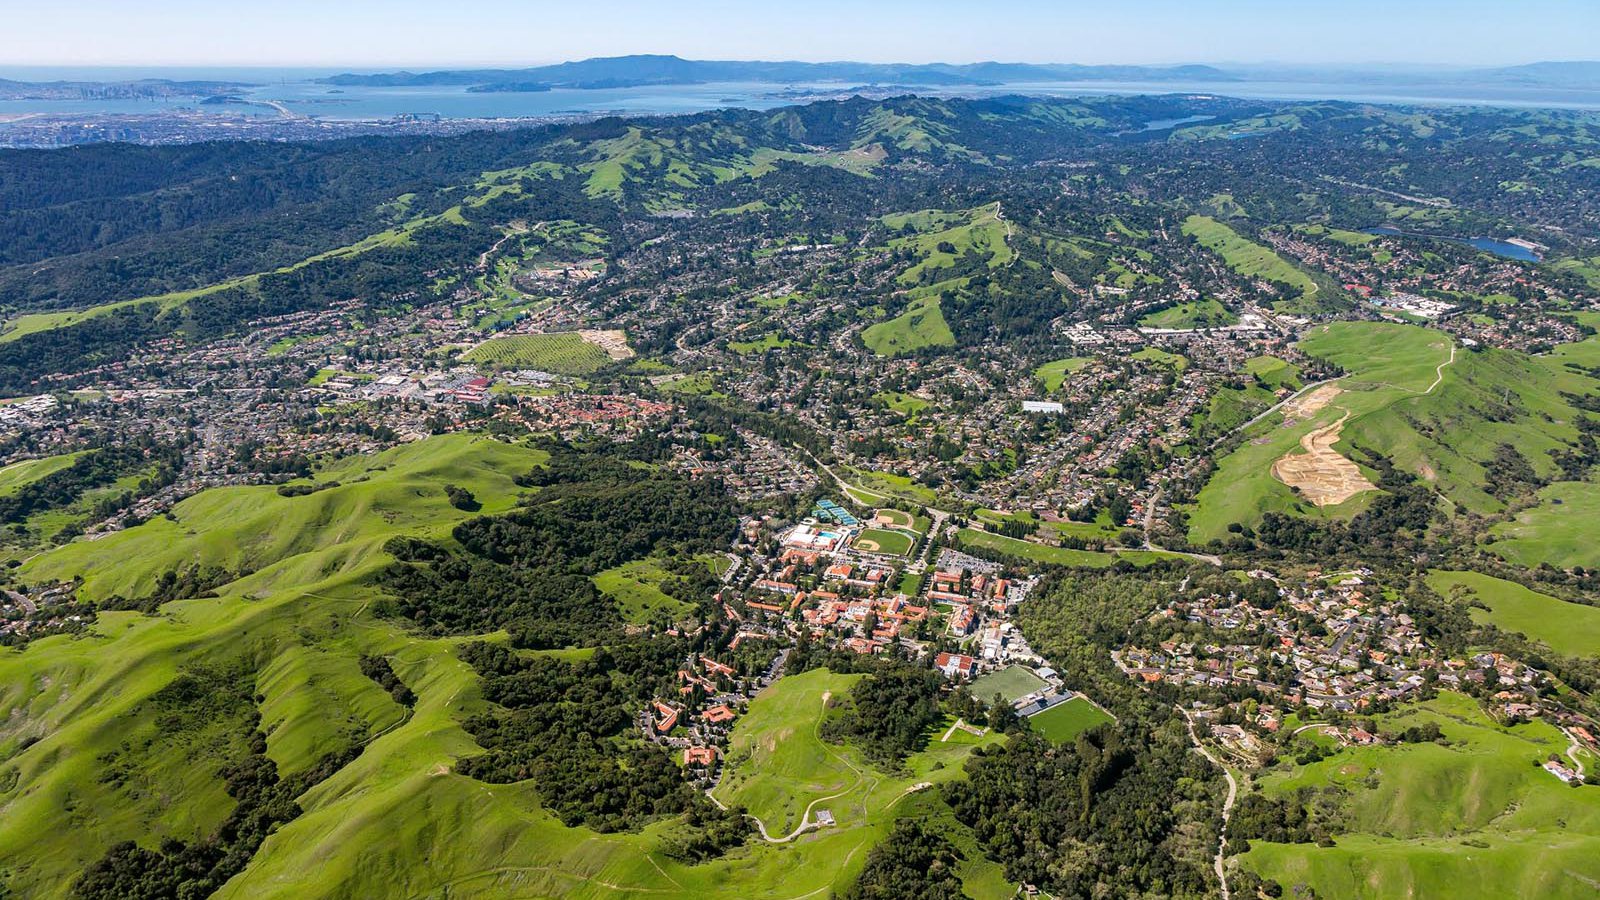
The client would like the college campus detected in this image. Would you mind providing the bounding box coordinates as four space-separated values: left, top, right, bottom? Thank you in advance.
3 8 1600 898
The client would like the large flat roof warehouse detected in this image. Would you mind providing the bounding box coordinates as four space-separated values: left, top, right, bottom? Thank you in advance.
1022 400 1065 414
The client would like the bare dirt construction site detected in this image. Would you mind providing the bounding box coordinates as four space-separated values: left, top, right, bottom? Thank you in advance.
1271 411 1377 506
1280 383 1343 423
579 329 635 360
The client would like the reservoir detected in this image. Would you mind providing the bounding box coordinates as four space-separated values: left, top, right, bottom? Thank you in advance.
1365 226 1542 262
1138 114 1216 131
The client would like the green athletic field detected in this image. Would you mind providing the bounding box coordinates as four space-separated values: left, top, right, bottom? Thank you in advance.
1028 698 1114 742
970 666 1048 704
853 528 914 556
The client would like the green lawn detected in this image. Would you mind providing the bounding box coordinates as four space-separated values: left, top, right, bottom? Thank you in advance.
463 332 613 375
969 666 1048 704
1427 570 1600 658
1300 223 1378 246
656 372 720 396
1138 298 1238 329
1027 698 1114 742
592 558 696 623
852 528 914 556
1035 357 1092 392
1241 692 1600 900
882 203 1012 285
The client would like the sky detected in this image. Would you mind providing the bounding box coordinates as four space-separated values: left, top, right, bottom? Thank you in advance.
0 0 1596 69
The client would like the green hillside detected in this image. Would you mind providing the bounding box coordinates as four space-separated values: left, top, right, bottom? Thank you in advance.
1241 692 1600 899
862 204 1012 356
0 435 548 898
1486 480 1600 570
1189 322 1600 543
23 435 544 600
1427 570 1600 658
1181 215 1320 310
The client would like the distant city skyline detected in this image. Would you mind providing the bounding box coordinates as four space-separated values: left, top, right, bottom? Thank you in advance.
1 0 1596 69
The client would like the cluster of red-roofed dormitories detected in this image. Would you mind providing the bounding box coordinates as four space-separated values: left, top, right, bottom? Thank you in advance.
655 651 766 772
927 565 1014 639
799 594 929 653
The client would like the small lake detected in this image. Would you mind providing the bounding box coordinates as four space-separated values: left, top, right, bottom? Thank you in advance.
1365 226 1542 262
1138 114 1216 132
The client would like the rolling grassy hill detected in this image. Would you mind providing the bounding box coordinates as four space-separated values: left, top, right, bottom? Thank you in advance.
862 204 1012 356
0 437 1013 900
23 435 545 600
1188 321 1600 544
1426 570 1600 658
709 668 1015 899
0 435 549 898
1240 692 1600 899
0 451 85 495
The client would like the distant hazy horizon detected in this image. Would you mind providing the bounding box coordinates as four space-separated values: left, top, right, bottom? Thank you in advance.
2 0 1597 69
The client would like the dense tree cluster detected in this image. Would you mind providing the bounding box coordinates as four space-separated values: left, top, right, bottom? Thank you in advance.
378 446 736 643
358 654 416 707
823 665 945 764
452 639 716 833
840 819 967 900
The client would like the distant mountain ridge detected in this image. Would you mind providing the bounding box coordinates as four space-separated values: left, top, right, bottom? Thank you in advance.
1481 61 1600 87
0 78 252 101
320 54 1244 90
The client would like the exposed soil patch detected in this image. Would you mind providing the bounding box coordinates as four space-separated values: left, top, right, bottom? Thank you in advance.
1271 413 1377 507
1281 383 1343 423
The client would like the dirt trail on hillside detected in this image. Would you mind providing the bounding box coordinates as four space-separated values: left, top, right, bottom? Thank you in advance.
1271 412 1377 507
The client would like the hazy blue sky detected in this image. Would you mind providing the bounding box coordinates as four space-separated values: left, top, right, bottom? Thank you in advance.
2 0 1596 68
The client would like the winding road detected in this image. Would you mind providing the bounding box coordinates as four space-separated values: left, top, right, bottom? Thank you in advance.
1180 706 1238 900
